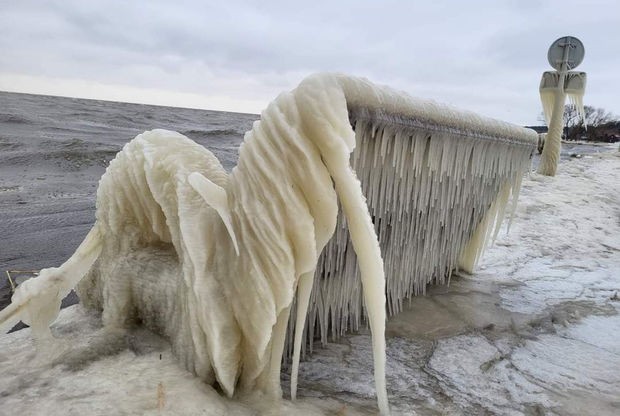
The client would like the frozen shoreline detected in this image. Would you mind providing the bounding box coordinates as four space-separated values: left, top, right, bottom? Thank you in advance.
1 148 619 415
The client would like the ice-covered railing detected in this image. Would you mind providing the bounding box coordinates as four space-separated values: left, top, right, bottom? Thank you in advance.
0 73 537 416
293 76 537 355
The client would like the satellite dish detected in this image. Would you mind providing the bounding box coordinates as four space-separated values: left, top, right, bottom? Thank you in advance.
547 36 585 71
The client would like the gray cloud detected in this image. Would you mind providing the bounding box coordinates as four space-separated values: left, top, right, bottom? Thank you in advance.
1 0 618 124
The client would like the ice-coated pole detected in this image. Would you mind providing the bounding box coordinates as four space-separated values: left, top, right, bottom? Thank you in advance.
538 36 585 176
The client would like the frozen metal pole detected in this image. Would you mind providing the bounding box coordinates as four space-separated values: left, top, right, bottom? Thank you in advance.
538 36 585 176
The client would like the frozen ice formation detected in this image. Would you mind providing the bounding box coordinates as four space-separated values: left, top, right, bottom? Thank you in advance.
299 76 537 355
538 71 587 176
0 73 537 415
540 71 587 127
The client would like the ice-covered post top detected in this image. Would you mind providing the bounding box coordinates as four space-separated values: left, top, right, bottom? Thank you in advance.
538 36 586 176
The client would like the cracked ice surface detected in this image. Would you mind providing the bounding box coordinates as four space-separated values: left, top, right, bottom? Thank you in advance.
1 147 619 415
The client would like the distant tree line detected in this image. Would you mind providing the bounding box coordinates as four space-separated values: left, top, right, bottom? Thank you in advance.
537 105 620 143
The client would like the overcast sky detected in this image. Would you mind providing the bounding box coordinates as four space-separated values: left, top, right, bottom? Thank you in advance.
1 0 618 125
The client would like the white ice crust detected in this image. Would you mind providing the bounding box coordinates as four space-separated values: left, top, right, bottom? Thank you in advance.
0 73 537 415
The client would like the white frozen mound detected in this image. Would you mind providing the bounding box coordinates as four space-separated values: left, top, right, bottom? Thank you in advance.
0 73 537 415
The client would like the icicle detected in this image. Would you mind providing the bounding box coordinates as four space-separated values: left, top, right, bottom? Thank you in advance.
565 71 587 126
290 270 314 400
539 71 558 126
327 158 389 416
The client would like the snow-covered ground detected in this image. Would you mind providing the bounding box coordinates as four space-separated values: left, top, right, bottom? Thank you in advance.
1 147 618 415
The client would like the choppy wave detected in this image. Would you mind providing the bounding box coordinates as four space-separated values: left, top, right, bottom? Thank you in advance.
0 137 23 151
0 91 258 177
0 113 35 125
181 128 241 138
